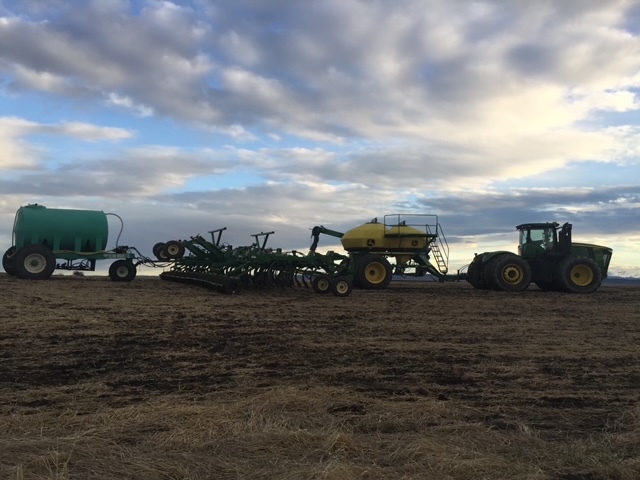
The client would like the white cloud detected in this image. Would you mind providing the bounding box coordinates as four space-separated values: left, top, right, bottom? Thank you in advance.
1 1 640 272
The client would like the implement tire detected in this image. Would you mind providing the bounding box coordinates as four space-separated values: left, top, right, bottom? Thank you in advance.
355 254 392 289
312 275 331 294
2 246 17 276
554 256 602 293
109 260 137 282
487 254 531 292
14 244 56 280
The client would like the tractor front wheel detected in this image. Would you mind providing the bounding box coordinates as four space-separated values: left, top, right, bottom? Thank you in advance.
14 245 56 280
109 260 137 282
2 246 17 276
487 254 531 292
355 254 392 289
554 256 602 293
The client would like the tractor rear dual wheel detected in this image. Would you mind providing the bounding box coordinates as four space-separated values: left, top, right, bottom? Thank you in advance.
486 254 531 292
554 255 602 293
467 254 489 289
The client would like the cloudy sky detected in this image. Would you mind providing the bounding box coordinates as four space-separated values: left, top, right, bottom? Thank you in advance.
1 0 639 276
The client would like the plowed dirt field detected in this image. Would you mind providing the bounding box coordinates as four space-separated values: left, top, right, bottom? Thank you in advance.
1 274 639 479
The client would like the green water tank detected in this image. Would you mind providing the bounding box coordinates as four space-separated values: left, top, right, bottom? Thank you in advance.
13 204 109 252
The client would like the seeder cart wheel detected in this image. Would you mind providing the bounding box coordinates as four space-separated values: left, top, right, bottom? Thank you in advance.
109 260 137 282
355 254 392 289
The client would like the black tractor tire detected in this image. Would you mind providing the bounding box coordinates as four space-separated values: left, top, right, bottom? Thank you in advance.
164 240 185 260
355 254 393 289
487 254 531 292
554 256 602 293
467 254 489 289
312 275 332 294
2 246 17 276
331 276 353 297
109 260 137 282
535 281 557 292
14 245 56 280
153 242 169 261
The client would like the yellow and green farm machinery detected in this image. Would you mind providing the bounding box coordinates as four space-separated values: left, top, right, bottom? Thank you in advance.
2 205 613 295
154 214 452 296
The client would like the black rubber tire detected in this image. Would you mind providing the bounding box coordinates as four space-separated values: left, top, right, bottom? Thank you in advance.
535 281 556 292
164 240 185 260
312 275 332 294
554 255 602 293
355 254 392 289
331 276 353 297
467 254 489 289
14 244 56 280
109 260 137 282
487 254 531 292
2 246 17 276
153 242 168 261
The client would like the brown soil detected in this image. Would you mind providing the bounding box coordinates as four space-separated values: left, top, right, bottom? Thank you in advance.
1 274 639 479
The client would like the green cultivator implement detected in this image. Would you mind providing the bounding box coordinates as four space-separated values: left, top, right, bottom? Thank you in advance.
154 214 455 296
155 229 355 296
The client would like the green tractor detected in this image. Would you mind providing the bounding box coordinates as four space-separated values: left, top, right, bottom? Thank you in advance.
467 222 613 293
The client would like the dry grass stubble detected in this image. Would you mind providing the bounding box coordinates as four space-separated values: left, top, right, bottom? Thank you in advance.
1 275 639 479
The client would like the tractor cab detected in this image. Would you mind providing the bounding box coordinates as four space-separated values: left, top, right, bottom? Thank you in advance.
516 222 572 259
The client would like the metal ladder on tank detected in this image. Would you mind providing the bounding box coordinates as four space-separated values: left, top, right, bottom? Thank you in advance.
427 223 449 274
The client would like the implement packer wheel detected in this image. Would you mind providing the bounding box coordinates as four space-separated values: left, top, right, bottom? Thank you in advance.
487 254 531 292
109 260 137 282
355 254 393 289
554 255 602 293
2 246 17 276
153 242 169 261
164 240 185 259
312 275 332 293
331 276 353 297
14 244 56 280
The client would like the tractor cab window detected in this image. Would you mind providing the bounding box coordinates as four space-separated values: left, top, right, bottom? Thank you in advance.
519 226 555 258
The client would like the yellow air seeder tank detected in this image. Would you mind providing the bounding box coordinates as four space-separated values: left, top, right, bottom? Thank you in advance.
340 221 430 254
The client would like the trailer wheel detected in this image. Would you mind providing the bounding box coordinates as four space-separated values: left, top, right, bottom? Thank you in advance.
2 246 17 276
153 242 169 261
164 240 185 259
554 256 602 293
331 276 353 297
312 275 331 293
14 244 56 280
487 254 531 292
355 254 392 289
109 260 137 282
